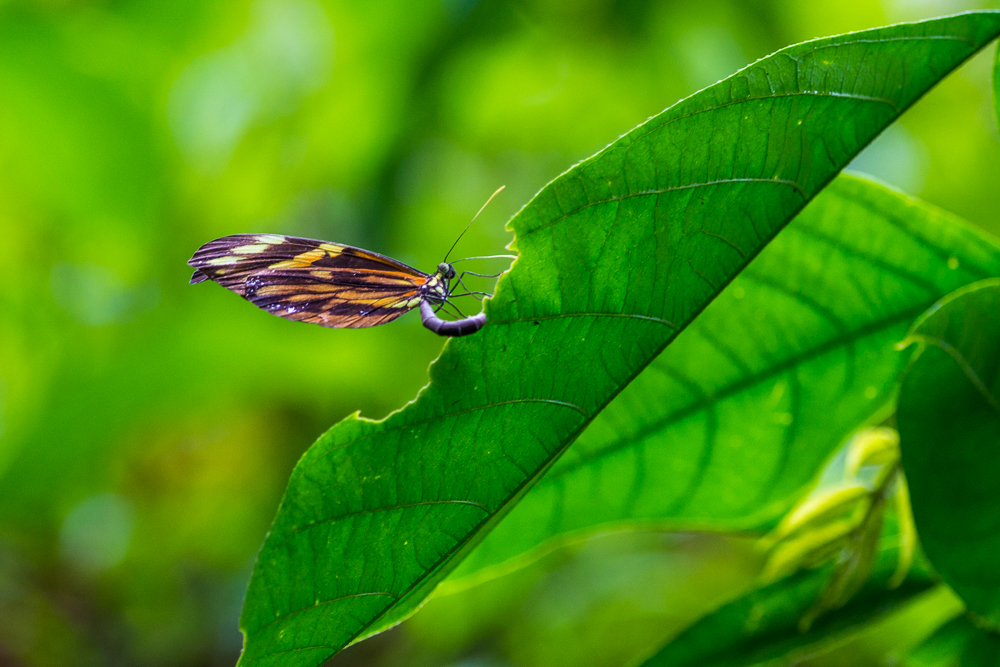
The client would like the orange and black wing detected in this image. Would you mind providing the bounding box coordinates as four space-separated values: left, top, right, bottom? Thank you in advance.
188 234 428 329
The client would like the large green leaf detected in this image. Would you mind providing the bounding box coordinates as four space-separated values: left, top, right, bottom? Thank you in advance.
450 174 1000 581
639 542 937 667
898 279 1000 625
239 13 1000 666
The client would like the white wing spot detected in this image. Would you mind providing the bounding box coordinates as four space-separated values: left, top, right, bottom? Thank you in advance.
233 243 271 255
256 235 286 244
207 256 240 266
232 244 269 254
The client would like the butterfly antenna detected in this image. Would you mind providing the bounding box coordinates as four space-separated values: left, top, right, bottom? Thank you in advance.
450 254 518 263
443 185 506 262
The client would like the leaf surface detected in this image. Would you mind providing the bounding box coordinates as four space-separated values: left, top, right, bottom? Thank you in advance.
898 278 1000 625
238 13 1000 666
452 174 1000 580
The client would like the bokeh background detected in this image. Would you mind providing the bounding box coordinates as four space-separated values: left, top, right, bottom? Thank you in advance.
1 0 999 665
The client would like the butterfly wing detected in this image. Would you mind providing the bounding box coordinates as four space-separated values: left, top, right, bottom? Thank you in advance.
188 234 428 329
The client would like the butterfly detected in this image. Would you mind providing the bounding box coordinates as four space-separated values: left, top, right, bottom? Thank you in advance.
187 188 512 337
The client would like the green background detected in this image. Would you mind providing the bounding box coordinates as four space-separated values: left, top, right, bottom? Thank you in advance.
1 1 999 665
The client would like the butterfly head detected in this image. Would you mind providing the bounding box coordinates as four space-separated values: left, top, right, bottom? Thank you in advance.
437 262 456 280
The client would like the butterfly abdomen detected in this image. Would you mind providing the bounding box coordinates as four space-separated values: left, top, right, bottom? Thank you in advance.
419 300 486 337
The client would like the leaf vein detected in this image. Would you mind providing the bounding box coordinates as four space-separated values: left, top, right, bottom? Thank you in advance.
519 178 806 241
253 591 398 636
285 500 492 541
493 312 679 330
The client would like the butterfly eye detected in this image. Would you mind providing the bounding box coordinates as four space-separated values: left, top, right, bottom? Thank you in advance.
438 263 456 279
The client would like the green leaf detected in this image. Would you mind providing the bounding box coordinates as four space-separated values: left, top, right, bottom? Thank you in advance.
898 278 1000 625
908 616 1000 667
638 540 936 667
451 173 1000 582
238 13 1000 666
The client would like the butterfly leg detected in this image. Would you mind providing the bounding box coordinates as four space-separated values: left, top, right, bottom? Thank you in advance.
442 301 469 318
432 298 465 318
453 275 487 301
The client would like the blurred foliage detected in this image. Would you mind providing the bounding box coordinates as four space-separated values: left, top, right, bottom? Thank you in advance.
641 530 935 667
907 615 1000 667
2 1 1000 666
